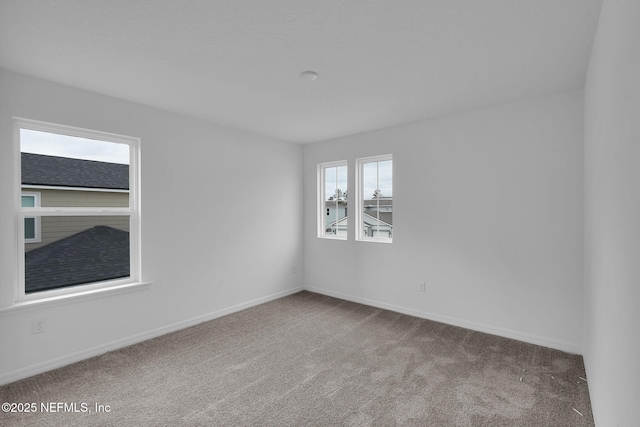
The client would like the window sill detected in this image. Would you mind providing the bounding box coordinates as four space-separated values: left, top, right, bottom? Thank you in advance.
0 281 152 316
318 235 347 241
356 238 393 244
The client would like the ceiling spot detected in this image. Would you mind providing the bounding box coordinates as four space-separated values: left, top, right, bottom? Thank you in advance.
300 71 319 81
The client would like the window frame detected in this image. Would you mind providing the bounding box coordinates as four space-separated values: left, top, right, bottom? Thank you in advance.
14 117 141 303
21 191 42 243
355 154 393 243
317 160 348 240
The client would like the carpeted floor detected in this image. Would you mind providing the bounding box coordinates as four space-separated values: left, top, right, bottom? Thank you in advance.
0 291 594 426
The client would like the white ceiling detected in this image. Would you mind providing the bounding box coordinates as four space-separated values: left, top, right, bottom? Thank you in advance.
0 0 603 144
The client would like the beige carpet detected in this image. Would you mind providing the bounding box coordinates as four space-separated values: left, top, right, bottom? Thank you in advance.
0 291 593 426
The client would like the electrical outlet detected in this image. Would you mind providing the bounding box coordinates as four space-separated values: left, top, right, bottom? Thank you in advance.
31 318 47 334
292 265 296 274
418 282 426 292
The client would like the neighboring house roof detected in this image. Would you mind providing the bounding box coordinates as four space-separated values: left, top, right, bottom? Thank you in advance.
372 212 392 226
25 226 129 293
328 212 393 227
21 153 129 190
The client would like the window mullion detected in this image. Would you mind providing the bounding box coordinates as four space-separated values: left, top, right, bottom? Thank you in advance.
334 167 338 234
376 161 380 236
20 207 132 216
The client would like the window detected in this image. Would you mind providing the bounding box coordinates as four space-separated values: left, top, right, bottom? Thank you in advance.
15 118 140 301
21 191 41 243
318 161 348 239
356 154 393 242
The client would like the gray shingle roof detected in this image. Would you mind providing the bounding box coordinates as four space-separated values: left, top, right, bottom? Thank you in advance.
25 226 129 293
21 153 129 190
370 212 393 226
328 212 392 227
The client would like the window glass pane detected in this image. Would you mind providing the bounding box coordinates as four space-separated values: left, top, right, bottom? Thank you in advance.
336 165 347 199
361 158 392 240
324 166 336 201
378 160 393 198
21 129 130 207
323 202 339 235
322 164 347 237
24 215 130 293
24 218 36 239
334 165 347 236
22 195 35 207
323 166 336 235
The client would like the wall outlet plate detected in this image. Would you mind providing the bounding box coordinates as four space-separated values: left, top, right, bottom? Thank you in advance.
31 318 47 334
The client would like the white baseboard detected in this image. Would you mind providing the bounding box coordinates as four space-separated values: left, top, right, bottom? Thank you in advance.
304 285 583 355
2 284 581 386
0 286 304 386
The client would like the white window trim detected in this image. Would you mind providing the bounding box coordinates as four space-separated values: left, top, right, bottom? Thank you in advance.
14 117 142 303
21 191 42 243
318 160 348 240
356 154 393 243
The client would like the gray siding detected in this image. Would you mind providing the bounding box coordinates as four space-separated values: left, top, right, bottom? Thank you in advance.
39 188 128 207
24 189 129 251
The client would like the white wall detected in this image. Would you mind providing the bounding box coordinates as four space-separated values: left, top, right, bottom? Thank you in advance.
0 69 304 384
304 90 585 352
584 0 640 425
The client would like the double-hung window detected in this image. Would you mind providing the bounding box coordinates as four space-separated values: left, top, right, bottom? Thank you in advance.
318 155 393 243
318 161 348 239
356 154 393 242
15 118 140 301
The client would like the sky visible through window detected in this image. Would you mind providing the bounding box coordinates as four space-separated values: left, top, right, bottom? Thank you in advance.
363 160 392 199
324 161 392 200
324 165 347 200
21 129 130 165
